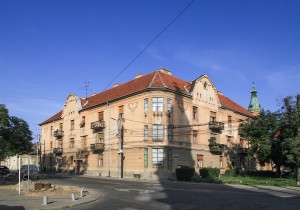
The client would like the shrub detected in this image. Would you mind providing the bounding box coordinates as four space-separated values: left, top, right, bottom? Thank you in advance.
224 169 236 177
176 166 195 181
199 167 220 178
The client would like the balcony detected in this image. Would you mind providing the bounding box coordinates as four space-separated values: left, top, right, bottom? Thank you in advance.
209 145 225 154
53 130 64 138
53 148 63 156
76 148 89 158
91 120 105 133
90 143 105 153
209 121 224 131
208 137 225 155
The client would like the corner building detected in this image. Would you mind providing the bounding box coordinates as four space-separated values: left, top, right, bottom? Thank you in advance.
40 68 253 180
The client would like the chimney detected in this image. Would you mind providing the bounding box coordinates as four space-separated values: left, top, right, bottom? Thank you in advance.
135 73 143 79
158 68 172 75
217 91 223 95
90 93 97 97
113 83 120 88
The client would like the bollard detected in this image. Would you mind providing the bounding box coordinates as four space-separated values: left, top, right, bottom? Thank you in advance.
80 188 84 198
71 193 76 201
42 196 48 205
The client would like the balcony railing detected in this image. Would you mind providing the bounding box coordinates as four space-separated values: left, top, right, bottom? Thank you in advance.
209 121 224 131
53 130 64 138
90 143 105 152
209 144 225 155
91 121 105 131
53 148 63 156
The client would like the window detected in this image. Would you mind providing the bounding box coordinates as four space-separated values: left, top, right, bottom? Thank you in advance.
153 124 164 141
193 106 198 120
219 156 223 168
50 141 53 149
50 126 53 136
144 148 148 167
59 123 63 129
193 130 198 144
119 105 124 118
144 98 148 112
98 155 103 167
80 116 85 128
167 98 172 112
167 126 172 141
70 138 75 149
152 148 164 167
144 125 148 141
228 116 232 128
98 111 104 121
167 149 172 167
197 154 203 168
210 112 216 122
152 97 164 112
70 120 75 131
81 136 87 148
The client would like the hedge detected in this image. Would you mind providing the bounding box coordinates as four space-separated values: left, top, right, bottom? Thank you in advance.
199 167 220 178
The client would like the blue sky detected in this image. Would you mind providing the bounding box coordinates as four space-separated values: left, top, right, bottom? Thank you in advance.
0 0 299 142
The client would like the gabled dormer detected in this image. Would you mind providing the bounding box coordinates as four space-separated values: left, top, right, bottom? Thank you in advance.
190 74 220 109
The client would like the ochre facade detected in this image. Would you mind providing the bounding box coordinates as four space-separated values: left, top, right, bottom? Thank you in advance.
40 69 253 180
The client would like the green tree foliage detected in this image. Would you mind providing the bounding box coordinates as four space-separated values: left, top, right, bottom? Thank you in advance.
0 104 33 160
239 96 300 176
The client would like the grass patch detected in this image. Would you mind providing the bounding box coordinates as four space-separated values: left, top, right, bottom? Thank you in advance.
191 174 299 187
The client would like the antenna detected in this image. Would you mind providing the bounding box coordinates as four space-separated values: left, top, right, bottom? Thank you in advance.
80 81 91 98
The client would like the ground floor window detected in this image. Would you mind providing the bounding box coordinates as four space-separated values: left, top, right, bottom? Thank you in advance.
197 154 203 168
219 156 223 168
98 155 103 167
167 149 172 167
152 148 164 167
144 148 148 167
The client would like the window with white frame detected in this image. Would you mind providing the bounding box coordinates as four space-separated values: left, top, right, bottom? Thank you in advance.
152 97 164 112
167 126 172 141
152 148 164 167
152 124 163 141
70 138 75 149
144 125 148 141
193 106 198 120
167 98 172 112
144 148 148 167
144 98 148 112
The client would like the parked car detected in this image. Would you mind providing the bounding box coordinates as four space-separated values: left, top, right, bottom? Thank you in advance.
21 164 39 177
0 166 10 175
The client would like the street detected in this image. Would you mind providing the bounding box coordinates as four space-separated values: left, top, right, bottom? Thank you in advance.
47 175 300 210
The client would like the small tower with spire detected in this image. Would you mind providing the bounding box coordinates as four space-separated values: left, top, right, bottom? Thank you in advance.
248 82 262 115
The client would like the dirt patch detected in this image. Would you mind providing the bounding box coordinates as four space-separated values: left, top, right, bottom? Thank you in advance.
0 180 86 197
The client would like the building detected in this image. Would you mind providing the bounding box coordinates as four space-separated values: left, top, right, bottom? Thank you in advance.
39 68 254 179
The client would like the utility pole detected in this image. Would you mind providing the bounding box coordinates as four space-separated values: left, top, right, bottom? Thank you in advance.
296 95 300 185
117 115 124 178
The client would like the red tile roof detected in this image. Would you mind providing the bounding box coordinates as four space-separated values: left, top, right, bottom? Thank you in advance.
40 70 252 125
39 110 63 125
218 94 252 117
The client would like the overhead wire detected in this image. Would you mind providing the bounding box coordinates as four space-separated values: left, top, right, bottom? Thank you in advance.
102 0 196 91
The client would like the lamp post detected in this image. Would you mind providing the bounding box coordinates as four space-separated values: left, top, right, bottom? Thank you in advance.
117 115 124 179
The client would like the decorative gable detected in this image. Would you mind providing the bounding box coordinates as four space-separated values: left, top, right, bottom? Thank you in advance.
190 75 220 109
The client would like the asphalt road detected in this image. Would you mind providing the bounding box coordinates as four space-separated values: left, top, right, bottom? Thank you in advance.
47 175 300 210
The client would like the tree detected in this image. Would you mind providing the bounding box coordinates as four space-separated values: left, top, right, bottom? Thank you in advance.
239 96 300 176
0 104 33 160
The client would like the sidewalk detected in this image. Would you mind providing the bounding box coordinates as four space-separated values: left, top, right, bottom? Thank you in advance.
0 187 101 210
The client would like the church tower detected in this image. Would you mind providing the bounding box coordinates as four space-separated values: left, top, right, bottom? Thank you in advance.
248 82 262 115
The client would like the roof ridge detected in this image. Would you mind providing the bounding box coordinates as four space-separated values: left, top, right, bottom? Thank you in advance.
148 71 158 88
157 71 168 88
